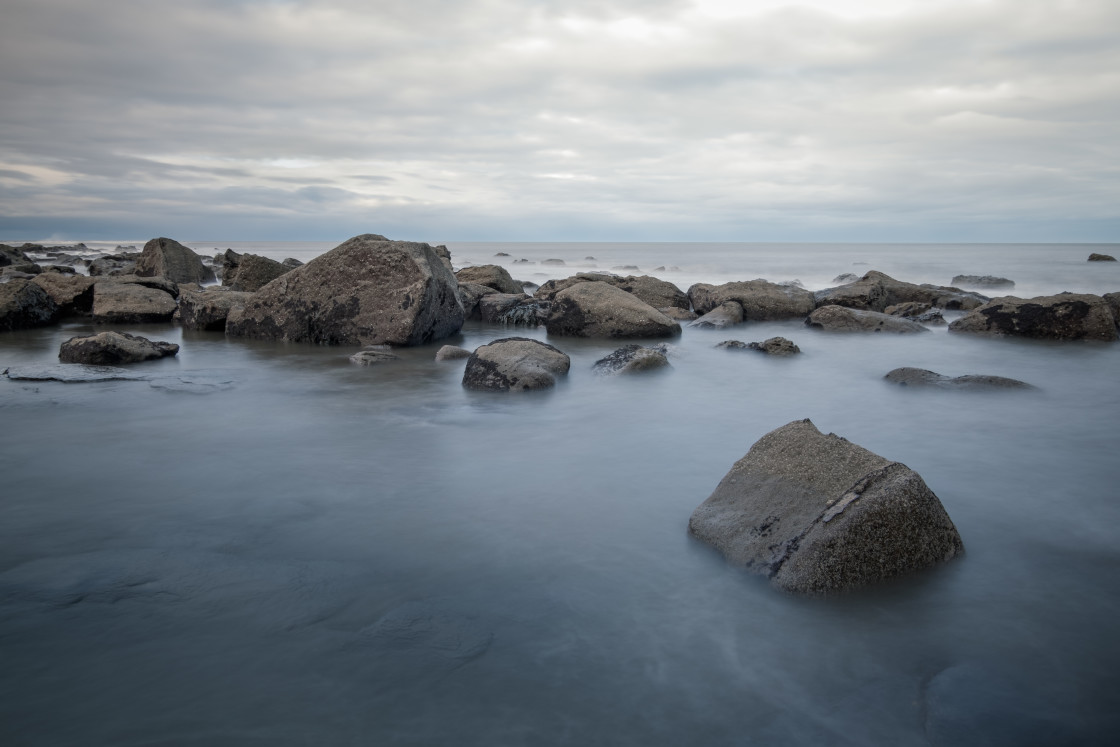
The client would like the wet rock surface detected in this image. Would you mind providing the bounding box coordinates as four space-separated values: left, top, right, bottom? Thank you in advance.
948 293 1118 341
591 344 671 375
544 281 681 338
814 271 988 312
462 337 571 391
806 305 931 333
688 279 815 320
3 363 148 382
59 332 179 365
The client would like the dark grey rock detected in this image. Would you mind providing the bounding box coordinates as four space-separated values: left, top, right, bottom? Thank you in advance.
455 265 522 294
349 348 401 365
814 271 988 312
951 275 1015 289
688 419 963 594
59 331 179 365
281 257 304 269
748 337 801 355
832 273 860 284
3 364 147 382
948 293 1118 341
884 367 1033 389
0 278 60 331
135 237 215 284
87 254 138 276
478 293 549 326
0 243 32 267
91 282 177 324
457 282 499 320
545 281 681 338
222 253 291 292
592 344 671 375
462 337 571 391
30 274 97 315
1087 253 1116 262
177 288 254 331
806 305 930 333
715 340 750 350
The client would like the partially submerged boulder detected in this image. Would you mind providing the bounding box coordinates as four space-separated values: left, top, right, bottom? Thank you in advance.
688 280 815 320
748 337 800 356
806 305 930 333
457 282 500 320
951 275 1015 290
177 288 253 331
814 271 988 312
478 293 549 326
592 344 671 375
435 345 472 361
91 282 177 323
0 279 60 331
462 337 570 391
135 237 215 285
349 347 400 365
688 419 964 594
884 367 1033 390
690 301 743 329
59 331 179 365
536 273 689 311
88 254 138 276
455 265 522 295
226 234 464 346
1087 253 1116 262
884 301 946 326
544 281 681 338
948 293 1118 341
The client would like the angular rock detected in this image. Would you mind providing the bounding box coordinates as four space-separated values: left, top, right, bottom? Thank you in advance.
282 257 304 269
592 344 671 375
222 253 291 292
433 245 453 273
948 293 1118 341
806 305 930 333
536 273 688 311
661 306 699 322
0 244 33 267
135 238 215 284
87 254 138 277
884 301 946 326
349 348 401 365
457 282 499 320
59 331 179 365
814 271 988 312
715 340 750 350
1087 253 1116 262
688 280 815 320
748 337 801 356
479 293 549 326
951 275 1015 290
456 265 522 294
0 279 60 331
545 281 681 338
226 234 464 346
462 337 570 391
91 282 177 324
688 419 964 594
1104 293 1120 330
31 273 97 316
690 301 744 329
435 345 472 361
177 288 254 331
884 367 1033 390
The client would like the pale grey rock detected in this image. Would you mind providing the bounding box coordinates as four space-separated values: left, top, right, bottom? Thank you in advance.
435 345 472 361
91 282 177 324
806 305 930 333
689 301 743 329
545 281 681 338
455 264 522 294
687 279 815 320
884 367 1033 389
462 337 570 391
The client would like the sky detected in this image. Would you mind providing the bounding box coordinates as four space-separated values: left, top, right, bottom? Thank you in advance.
1 0 1118 242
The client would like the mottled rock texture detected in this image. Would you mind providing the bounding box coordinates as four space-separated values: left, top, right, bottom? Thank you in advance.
91 282 177 324
462 337 571 391
0 279 60 331
536 273 688 311
690 301 743 329
806 305 930 333
222 253 291 292
591 344 671 375
545 281 681 338
688 280 815 320
177 289 254 331
748 337 800 355
136 237 215 285
948 293 1118 341
884 367 1033 390
814 271 988 312
59 331 179 365
455 265 522 295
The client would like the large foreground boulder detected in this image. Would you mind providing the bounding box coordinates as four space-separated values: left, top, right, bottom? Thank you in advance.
0 279 60 331
688 280 815 320
814 271 988 312
226 234 465 346
462 337 570 391
806 305 930 333
688 419 963 594
59 332 179 365
544 281 681 338
135 237 215 285
948 293 1118 341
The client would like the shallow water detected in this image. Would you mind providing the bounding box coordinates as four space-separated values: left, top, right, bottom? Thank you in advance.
2 243 1119 745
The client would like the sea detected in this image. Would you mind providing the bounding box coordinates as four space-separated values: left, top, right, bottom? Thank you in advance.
2 240 1119 745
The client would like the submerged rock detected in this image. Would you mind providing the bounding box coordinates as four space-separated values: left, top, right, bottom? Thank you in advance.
349 348 401 365
545 281 681 338
948 293 1118 341
59 332 179 365
1087 253 1116 262
592 344 671 375
135 237 215 285
462 337 570 391
806 305 930 333
3 364 147 382
435 345 472 361
690 301 743 329
951 275 1015 290
0 279 60 331
884 367 1033 390
226 234 464 346
688 419 964 594
748 337 801 356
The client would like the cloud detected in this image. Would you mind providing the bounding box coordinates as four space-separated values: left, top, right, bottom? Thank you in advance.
1 0 1118 240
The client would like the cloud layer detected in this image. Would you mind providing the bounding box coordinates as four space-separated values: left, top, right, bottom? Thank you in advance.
2 0 1118 240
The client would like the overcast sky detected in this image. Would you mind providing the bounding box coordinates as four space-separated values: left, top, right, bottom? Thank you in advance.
1 0 1118 242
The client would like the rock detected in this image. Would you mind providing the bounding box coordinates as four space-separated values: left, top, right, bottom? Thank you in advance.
349 348 401 365
457 282 500 321
110 274 180 297
1087 253 1116 262
716 340 750 350
592 344 671 375
42 264 77 274
545 281 681 338
90 282 177 324
542 258 566 266
2 262 42 275
689 301 744 329
948 293 1118 341
0 244 32 267
222 253 291 292
281 257 304 269
435 345 472 361
832 273 860 284
135 237 215 284
884 301 946 326
494 252 510 257
1104 293 1120 329
688 419 964 594
30 274 96 315
687 279 815 320
536 273 688 310
884 367 1033 390
661 306 699 321
748 337 801 355
951 275 1015 290
478 293 549 326
432 245 453 273
455 265 522 294
177 288 254 331
226 234 464 346
0 279 60 331
87 254 138 276
806 305 931 333
212 249 240 280
814 270 988 311
462 337 571 391
59 331 179 365
521 281 539 294
3 364 146 383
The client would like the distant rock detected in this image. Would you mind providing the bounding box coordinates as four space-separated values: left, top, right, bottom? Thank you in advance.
435 345 472 361
542 258 566 266
494 252 510 257
536 273 688 310
87 254 138 276
135 237 215 284
592 344 671 375
545 281 681 338
226 234 464 346
951 275 1015 290
690 301 743 329
91 282 177 324
1087 253 1116 262
814 270 988 312
612 265 641 272
884 367 1033 390
349 348 401 365
0 279 60 331
221 253 291 292
687 280 815 320
0 244 32 267
59 331 179 365
456 264 522 294
748 337 801 356
948 293 1118 341
806 305 930 333
715 340 750 350
688 419 963 594
462 337 570 391
832 273 860 284
177 288 253 331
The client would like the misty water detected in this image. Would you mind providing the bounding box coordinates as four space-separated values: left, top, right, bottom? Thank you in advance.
2 242 1119 745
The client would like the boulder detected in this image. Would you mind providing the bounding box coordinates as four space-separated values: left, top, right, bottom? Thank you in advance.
951 275 1015 290
0 244 32 267
536 273 688 310
884 301 946 326
455 265 522 294
110 274 179 297
545 281 681 338
222 253 291 292
43 264 77 275
435 345 472 361
661 307 699 322
687 280 815 320
688 419 964 594
349 348 401 365
462 337 571 391
87 254 139 276
478 294 549 326
433 245 453 273
947 293 1118 341
884 367 1033 390
135 237 215 284
715 340 750 350
177 288 254 331
226 234 464 346
59 331 179 365
806 305 930 333
814 271 988 312
832 273 860 284
591 344 671 375
91 282 177 324
1104 293 1120 329
689 301 744 329
457 282 499 320
282 257 304 269
748 337 801 356
30 273 97 315
1087 253 1116 262
0 279 60 331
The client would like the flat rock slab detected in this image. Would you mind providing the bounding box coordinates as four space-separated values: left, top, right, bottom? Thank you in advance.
807 305 930 333
688 279 815 320
948 293 1118 341
688 419 963 594
59 331 179 365
91 282 177 323
3 364 147 383
462 337 571 391
885 367 1033 390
